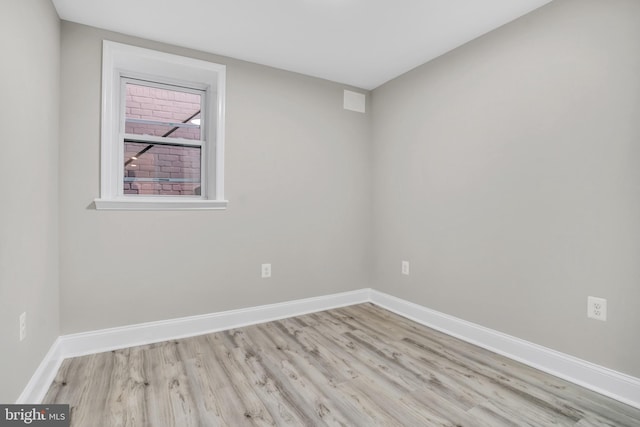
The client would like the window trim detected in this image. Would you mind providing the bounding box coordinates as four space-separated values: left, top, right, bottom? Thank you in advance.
95 41 227 211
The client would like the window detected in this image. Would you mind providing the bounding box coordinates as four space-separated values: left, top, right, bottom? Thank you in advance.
95 41 227 210
123 80 204 196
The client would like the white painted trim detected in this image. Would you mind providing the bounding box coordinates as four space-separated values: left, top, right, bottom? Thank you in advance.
214 65 226 201
94 198 228 211
369 289 640 410
18 289 369 403
18 287 640 410
59 289 370 359
16 338 64 404
99 41 227 207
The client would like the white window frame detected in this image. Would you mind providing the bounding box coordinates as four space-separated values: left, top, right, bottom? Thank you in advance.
95 41 227 210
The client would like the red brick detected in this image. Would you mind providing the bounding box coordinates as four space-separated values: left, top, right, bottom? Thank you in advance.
162 167 181 173
159 154 179 161
152 110 173 119
132 96 151 103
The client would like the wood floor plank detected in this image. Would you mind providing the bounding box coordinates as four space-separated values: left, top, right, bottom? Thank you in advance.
351 304 640 426
343 327 484 409
178 334 272 426
573 416 622 427
335 378 447 426
332 306 583 426
256 320 354 385
469 398 576 427
337 305 588 423
226 328 323 426
45 352 116 425
245 323 384 426
293 316 419 395
141 341 200 427
43 304 640 426
102 347 148 427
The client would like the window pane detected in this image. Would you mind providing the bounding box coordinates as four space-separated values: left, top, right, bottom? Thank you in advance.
125 83 202 140
124 142 201 196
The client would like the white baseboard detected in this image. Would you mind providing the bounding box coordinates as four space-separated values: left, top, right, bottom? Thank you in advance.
369 289 640 410
59 289 370 358
18 287 640 410
16 289 370 403
16 337 64 404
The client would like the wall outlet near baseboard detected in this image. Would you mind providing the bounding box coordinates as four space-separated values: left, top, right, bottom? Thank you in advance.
20 312 26 341
587 296 607 321
401 260 410 276
261 263 272 278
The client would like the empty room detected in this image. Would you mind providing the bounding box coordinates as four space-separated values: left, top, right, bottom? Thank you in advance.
1 0 639 425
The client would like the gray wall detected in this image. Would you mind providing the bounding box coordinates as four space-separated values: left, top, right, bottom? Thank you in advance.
372 0 640 377
59 22 372 333
0 0 60 402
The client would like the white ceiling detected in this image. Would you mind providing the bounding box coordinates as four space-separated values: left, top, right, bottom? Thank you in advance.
52 0 553 90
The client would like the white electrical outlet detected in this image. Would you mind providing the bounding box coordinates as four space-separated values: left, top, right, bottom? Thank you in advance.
261 263 272 278
19 312 26 341
401 261 410 276
587 296 607 321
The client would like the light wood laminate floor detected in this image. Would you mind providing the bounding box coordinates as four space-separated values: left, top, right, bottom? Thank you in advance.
44 303 640 426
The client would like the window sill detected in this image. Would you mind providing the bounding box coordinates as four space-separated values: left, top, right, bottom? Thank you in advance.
94 198 228 211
